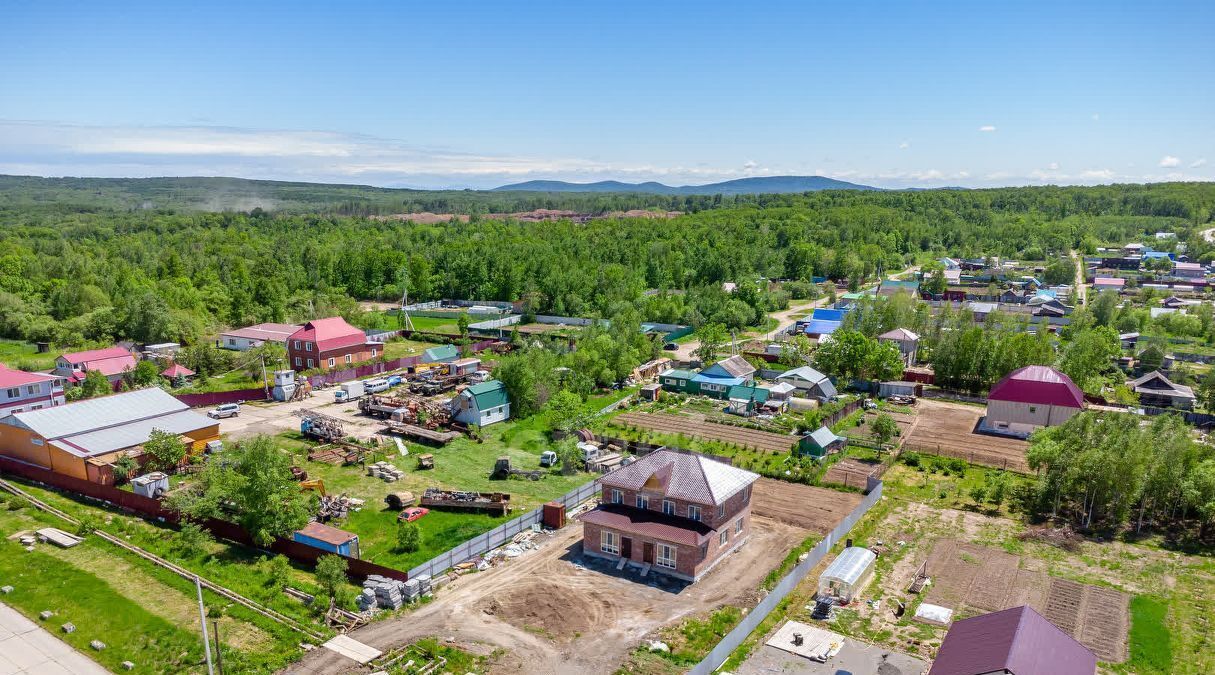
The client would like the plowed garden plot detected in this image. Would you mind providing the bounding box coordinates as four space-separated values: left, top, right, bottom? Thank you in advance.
922 539 1128 662
612 412 797 453
901 399 1030 472
751 478 862 533
823 458 882 490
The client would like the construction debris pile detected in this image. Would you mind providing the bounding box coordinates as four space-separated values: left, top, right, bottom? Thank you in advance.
420 487 511 515
454 530 545 574
367 461 405 483
357 574 432 611
317 494 363 522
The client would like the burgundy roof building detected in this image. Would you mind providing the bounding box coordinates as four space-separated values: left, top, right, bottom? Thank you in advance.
983 365 1084 437
53 346 137 387
929 605 1096 675
286 317 378 371
579 450 759 582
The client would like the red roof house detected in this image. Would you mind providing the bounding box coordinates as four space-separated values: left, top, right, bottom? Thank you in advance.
929 605 1096 675
161 363 196 379
984 365 1084 436
579 450 759 582
0 365 66 417
53 346 137 386
286 317 377 371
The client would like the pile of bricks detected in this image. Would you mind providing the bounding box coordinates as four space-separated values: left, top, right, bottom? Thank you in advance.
367 462 405 483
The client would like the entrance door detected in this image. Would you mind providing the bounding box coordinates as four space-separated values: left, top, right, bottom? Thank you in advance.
621 537 633 559
643 542 655 564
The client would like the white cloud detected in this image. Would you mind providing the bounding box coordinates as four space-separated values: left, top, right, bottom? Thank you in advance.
898 141 910 149
1047 162 1060 170
1192 158 1208 168
978 125 997 132
1159 155 1181 168
742 159 759 171
1091 113 1100 121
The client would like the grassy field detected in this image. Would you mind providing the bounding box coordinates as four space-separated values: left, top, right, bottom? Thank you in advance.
175 368 264 393
0 492 308 673
0 338 58 370
276 418 592 571
404 315 460 333
379 337 442 360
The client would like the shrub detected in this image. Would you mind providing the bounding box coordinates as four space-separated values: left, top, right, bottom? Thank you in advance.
901 451 921 468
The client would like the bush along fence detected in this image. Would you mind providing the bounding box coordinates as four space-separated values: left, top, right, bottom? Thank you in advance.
0 455 408 581
406 478 601 579
689 481 884 675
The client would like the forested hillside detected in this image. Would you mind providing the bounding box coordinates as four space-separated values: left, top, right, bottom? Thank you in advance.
1 179 1212 350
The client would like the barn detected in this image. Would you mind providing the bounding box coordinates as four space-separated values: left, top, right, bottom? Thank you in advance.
983 365 1084 437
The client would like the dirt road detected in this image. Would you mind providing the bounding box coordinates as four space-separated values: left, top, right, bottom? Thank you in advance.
285 516 810 674
1069 249 1086 306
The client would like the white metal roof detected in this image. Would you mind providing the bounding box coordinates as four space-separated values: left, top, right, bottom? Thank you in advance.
6 387 188 440
819 546 876 585
778 366 829 384
50 409 214 458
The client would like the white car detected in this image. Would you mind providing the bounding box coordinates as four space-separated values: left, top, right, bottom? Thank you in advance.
208 403 240 419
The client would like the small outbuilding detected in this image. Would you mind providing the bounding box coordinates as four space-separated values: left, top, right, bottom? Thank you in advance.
798 426 847 459
725 385 769 416
422 344 460 364
776 366 837 401
639 383 662 401
878 381 922 399
928 605 1096 675
449 379 511 427
160 362 195 384
130 472 169 498
878 328 921 366
817 546 876 604
1130 370 1195 409
293 522 360 559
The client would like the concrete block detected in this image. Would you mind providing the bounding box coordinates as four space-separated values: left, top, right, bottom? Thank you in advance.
121 661 136 670
89 639 106 651
0 586 12 594
38 611 53 620
61 622 76 633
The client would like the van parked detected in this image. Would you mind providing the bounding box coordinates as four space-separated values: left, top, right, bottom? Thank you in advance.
363 378 390 394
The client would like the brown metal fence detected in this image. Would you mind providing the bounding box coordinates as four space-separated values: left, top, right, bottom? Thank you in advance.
174 387 268 407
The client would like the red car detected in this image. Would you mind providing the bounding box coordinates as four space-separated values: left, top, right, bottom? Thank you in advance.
398 507 429 522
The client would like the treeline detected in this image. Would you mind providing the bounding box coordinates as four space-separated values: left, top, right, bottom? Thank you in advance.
1 181 1212 353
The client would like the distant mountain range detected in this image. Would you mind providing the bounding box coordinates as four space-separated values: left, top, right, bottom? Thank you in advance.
492 175 879 195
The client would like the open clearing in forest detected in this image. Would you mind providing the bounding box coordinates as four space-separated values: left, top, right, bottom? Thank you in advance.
612 411 797 453
901 399 1030 472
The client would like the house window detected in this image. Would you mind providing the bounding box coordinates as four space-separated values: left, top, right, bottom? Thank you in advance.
294 357 301 367
4 388 16 398
743 486 751 503
717 504 726 519
601 531 619 555
663 500 675 516
611 489 622 504
345 354 352 364
229 338 236 346
735 518 744 534
719 530 729 546
657 544 676 569
26 385 37 395
371 348 378 358
305 342 313 351
1029 405 1037 413
636 495 649 509
293 340 300 349
688 505 701 522
307 359 314 368
328 357 335 367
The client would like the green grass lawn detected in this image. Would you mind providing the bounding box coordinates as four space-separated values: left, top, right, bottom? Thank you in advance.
1118 595 1172 674
0 494 308 673
379 338 441 360
276 419 592 571
404 315 460 333
175 368 263 393
0 338 59 370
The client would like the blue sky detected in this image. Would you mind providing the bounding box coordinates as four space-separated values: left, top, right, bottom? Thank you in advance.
1 1 1212 189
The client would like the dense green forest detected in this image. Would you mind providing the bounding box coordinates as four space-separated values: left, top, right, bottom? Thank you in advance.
1 177 1213 352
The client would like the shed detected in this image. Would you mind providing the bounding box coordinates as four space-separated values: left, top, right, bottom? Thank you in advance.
639 383 662 401
929 605 1096 675
449 379 511 426
130 472 169 498
725 385 770 416
161 363 195 381
422 344 460 364
879 381 922 398
293 522 360 558
817 546 876 603
446 357 481 376
798 426 846 459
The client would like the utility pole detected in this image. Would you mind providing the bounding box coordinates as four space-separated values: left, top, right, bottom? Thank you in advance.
398 265 415 332
213 620 223 675
195 576 215 675
260 355 270 400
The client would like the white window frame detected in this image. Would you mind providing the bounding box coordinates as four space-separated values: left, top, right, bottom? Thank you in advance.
719 530 728 546
688 505 701 522
4 388 17 398
611 489 622 504
371 348 378 357
26 385 37 395
307 359 314 368
345 354 352 364
662 499 675 516
657 543 676 569
735 518 744 534
601 530 619 555
636 495 649 509
293 340 301 350
294 357 301 366
717 504 725 519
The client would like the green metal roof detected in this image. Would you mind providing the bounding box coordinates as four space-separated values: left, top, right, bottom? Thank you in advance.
661 368 697 380
464 379 509 409
727 385 770 403
422 344 459 363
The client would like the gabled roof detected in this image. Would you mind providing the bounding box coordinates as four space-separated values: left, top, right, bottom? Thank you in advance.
878 328 920 342
1093 277 1126 286
702 355 755 379
289 317 366 352
461 379 509 409
1130 370 1195 398
600 450 759 506
803 319 842 335
966 301 998 314
422 344 460 363
811 308 848 322
220 322 302 342
660 368 697 380
803 426 844 451
0 365 62 389
988 366 1084 408
59 346 132 364
778 366 830 385
929 605 1096 675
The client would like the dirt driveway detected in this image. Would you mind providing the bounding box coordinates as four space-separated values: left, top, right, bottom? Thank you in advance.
285 515 811 674
213 394 388 441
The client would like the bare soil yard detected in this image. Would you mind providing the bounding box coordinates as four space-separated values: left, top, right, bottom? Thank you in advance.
285 514 813 675
823 457 882 490
613 411 797 453
922 538 1129 662
902 399 1030 472
751 478 863 533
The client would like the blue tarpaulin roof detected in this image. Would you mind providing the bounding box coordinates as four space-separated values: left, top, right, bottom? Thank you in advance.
804 319 842 335
812 308 848 322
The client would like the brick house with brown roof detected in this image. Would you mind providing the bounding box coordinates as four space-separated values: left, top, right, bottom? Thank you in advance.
579 450 759 582
286 317 378 371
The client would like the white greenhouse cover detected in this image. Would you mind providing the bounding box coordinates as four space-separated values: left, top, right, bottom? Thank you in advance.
820 546 876 585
